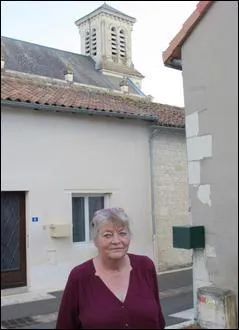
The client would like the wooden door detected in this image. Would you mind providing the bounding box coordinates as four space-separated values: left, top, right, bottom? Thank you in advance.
1 191 27 289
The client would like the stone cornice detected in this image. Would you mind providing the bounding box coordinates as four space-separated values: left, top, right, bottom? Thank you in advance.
75 8 135 27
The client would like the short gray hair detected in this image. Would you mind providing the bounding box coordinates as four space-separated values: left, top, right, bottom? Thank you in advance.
90 207 131 240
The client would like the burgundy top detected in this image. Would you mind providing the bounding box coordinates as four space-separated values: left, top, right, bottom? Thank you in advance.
56 254 165 329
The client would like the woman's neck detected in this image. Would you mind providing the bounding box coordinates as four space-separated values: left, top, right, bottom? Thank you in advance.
95 254 129 273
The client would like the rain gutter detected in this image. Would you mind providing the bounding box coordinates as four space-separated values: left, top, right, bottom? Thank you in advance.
1 100 158 122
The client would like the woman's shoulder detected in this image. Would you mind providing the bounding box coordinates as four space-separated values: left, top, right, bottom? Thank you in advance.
128 253 155 270
68 259 94 282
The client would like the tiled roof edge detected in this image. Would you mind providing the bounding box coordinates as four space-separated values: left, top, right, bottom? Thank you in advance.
162 1 214 68
1 99 158 122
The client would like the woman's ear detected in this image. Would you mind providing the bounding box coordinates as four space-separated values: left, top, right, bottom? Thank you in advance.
93 237 98 248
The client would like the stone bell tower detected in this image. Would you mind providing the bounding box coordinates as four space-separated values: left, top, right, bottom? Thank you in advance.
75 2 143 86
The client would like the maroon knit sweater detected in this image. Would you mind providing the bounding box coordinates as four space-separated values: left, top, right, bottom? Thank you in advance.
56 253 165 329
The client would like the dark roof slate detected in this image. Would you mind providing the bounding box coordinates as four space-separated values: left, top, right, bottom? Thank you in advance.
1 36 141 92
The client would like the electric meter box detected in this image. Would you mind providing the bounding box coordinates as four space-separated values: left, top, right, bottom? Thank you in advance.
197 286 237 329
49 224 70 237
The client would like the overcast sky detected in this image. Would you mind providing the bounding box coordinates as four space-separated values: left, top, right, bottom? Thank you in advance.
1 1 198 107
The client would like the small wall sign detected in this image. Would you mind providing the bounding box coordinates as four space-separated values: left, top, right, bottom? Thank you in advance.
32 217 39 222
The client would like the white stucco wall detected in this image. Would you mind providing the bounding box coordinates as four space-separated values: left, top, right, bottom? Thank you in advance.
181 0 238 315
1 106 154 291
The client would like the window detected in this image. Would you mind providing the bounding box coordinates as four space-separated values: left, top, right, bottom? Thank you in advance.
111 27 118 56
91 28 97 56
85 30 90 55
119 29 126 58
72 195 105 243
111 27 127 59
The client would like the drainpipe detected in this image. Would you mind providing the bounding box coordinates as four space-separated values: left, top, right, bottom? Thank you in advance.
149 126 159 270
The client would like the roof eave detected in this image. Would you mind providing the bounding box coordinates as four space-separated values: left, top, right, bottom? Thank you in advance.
162 1 214 68
164 57 182 71
1 99 157 123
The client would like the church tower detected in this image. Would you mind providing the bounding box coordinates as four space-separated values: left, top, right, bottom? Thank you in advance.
75 3 144 88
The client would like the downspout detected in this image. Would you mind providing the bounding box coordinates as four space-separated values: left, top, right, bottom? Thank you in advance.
149 126 159 270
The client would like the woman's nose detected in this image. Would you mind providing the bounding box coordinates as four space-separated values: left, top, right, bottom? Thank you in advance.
111 233 121 243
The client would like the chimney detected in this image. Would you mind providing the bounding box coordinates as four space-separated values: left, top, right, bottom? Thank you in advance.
146 95 153 102
119 76 129 93
64 63 73 82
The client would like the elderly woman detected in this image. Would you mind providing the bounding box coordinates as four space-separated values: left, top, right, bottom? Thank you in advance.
56 207 165 329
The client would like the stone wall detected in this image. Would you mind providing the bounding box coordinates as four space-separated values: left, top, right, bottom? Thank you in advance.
151 127 192 271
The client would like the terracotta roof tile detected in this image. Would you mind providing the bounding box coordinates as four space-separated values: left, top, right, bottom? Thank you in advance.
1 72 185 127
163 1 214 66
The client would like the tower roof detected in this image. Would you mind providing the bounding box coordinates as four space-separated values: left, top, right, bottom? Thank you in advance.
75 2 136 26
98 3 135 18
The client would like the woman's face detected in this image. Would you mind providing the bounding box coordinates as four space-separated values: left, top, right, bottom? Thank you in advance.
94 221 131 260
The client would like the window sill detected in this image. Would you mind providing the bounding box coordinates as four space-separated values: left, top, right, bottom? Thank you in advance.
72 241 95 248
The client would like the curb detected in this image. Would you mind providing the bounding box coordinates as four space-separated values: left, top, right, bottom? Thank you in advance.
165 319 194 329
158 266 192 276
159 285 192 299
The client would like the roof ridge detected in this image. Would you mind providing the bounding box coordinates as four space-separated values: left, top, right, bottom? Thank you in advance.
1 72 141 103
1 36 86 58
0 71 136 101
1 71 183 110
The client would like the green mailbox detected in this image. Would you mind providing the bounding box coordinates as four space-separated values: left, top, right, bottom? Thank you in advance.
172 225 205 249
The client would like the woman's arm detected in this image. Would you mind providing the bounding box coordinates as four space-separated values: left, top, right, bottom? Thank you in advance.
56 270 81 329
150 259 166 329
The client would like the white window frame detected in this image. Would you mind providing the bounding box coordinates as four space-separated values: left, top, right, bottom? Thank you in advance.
72 193 110 245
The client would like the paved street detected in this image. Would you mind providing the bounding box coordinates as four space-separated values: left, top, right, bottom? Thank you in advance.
159 268 193 327
1 268 193 329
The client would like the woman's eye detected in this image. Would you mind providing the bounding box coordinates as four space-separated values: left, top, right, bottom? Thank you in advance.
119 232 127 236
103 233 112 238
